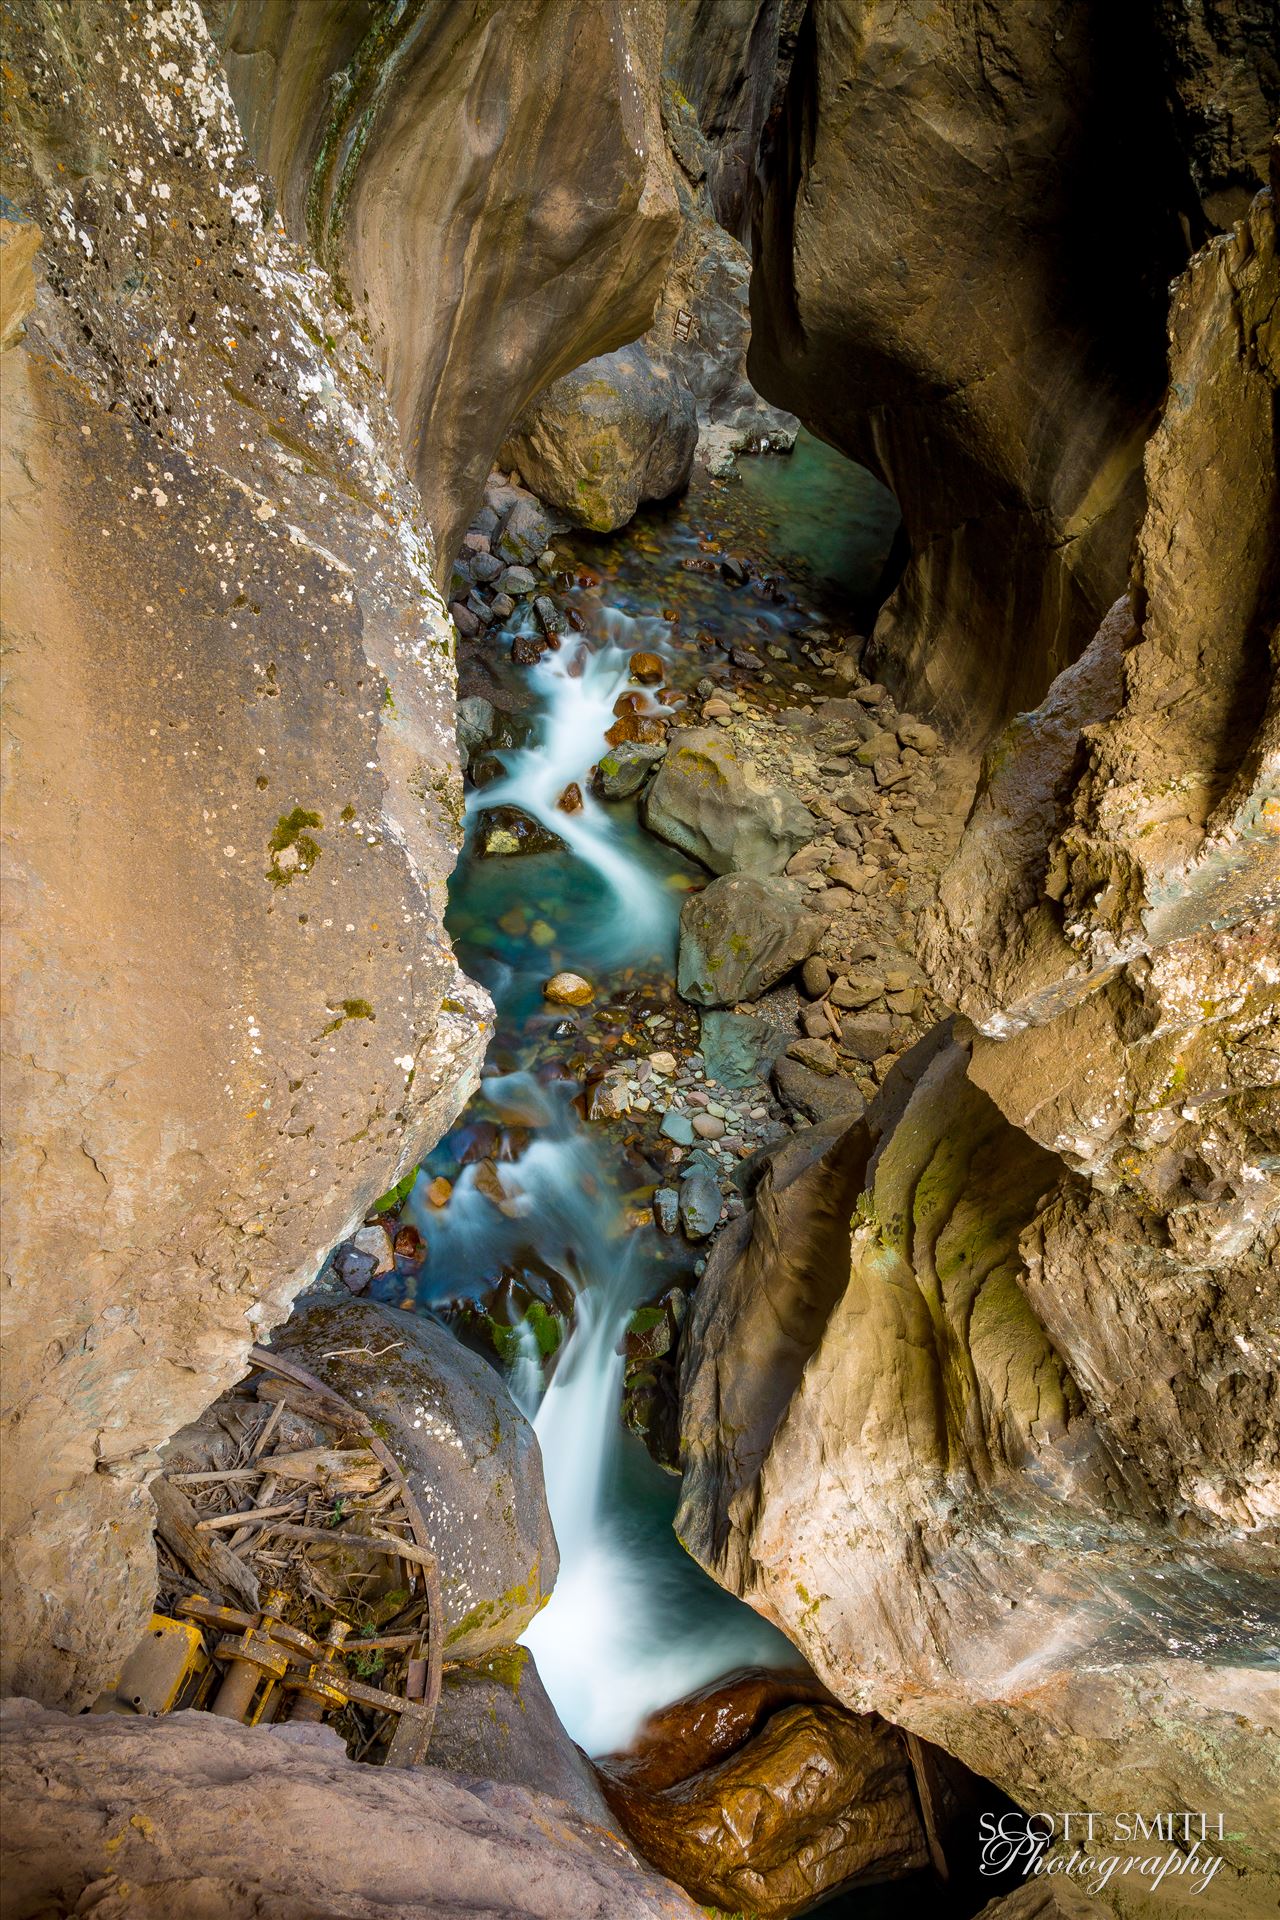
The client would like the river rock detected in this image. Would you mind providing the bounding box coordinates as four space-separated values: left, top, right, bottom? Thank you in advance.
772 1057 866 1127
839 1011 894 1061
599 1695 928 1916
698 1010 789 1088
678 1165 722 1241
592 739 668 799
643 729 814 876
457 694 495 769
428 1648 619 1834
630 651 665 684
533 593 565 636
660 1110 695 1146
543 972 594 1007
269 1300 556 1656
653 1187 680 1234
499 564 538 597
477 807 566 858
677 876 823 1007
0 1702 699 1919
496 496 554 566
499 341 698 532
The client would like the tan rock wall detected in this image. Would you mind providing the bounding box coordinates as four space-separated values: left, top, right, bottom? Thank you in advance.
209 0 680 568
0 0 488 1707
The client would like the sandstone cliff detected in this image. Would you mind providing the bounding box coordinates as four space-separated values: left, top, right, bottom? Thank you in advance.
207 0 680 568
677 192 1280 1914
0 0 489 1708
738 0 1277 741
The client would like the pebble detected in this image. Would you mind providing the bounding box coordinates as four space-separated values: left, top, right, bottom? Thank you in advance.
660 1110 695 1146
692 1113 726 1140
543 971 593 1006
801 956 832 997
653 1187 679 1234
648 1050 677 1075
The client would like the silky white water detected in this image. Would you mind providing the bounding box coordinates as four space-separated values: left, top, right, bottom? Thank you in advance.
434 600 793 1754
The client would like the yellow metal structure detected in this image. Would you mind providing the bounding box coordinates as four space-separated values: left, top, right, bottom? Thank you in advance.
91 1613 211 1716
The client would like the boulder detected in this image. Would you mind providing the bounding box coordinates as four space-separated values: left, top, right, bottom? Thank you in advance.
500 341 698 532
477 807 567 858
428 1648 618 1834
698 1010 790 1088
677 876 824 1006
678 1165 722 1241
496 496 553 566
593 740 668 799
772 1057 866 1127
0 1701 699 1919
598 1686 927 1917
269 1300 557 1657
643 728 814 876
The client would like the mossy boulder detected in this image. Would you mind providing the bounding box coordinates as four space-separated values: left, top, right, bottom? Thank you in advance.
499 342 697 532
269 1300 557 1658
677 875 824 1007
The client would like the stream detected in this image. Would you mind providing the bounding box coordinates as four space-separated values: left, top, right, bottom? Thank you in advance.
380 432 900 1755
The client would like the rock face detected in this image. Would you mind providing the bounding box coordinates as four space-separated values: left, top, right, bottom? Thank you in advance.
676 200 1280 1914
748 0 1205 739
208 0 680 567
0 2 489 1710
644 728 814 875
0 1701 700 1919
499 86 795 529
268 1301 558 1655
499 342 698 532
678 875 823 1006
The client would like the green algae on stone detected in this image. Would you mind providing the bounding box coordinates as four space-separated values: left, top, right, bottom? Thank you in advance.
266 806 324 885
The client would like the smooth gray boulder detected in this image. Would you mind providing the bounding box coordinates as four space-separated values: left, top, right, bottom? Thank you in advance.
270 1300 557 1657
429 1649 619 1834
698 1010 789 1088
457 694 495 770
500 342 697 532
677 875 824 1007
643 729 814 876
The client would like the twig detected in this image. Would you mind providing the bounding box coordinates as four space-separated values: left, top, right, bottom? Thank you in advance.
194 1501 298 1533
319 1342 404 1361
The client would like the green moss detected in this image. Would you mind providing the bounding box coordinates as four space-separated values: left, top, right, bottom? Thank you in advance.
341 998 375 1020
445 1567 540 1648
267 806 324 886
371 1168 417 1213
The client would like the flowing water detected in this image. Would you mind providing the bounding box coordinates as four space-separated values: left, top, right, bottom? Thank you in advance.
379 437 899 1754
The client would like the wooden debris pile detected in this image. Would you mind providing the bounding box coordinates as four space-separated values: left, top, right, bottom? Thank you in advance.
152 1346 441 1762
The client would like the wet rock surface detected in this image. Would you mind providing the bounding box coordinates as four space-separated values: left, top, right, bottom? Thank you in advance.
0 1701 700 1919
597 1669 929 1917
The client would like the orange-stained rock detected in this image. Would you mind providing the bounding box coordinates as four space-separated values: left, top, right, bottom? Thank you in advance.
630 651 665 684
598 1696 928 1918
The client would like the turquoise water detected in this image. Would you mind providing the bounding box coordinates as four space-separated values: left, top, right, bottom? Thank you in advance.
383 446 900 1753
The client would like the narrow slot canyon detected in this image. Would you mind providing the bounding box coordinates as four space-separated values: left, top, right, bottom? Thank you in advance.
1 5 1277 1919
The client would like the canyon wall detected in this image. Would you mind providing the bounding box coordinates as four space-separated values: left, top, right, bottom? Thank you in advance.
740 0 1277 741
206 0 680 569
0 0 490 1708
677 190 1280 1913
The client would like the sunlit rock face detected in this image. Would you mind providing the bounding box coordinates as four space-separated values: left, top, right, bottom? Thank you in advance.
207 0 680 570
677 197 1280 1913
0 0 489 1707
743 0 1276 742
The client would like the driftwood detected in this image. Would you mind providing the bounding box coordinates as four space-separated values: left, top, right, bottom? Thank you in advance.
151 1475 260 1611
